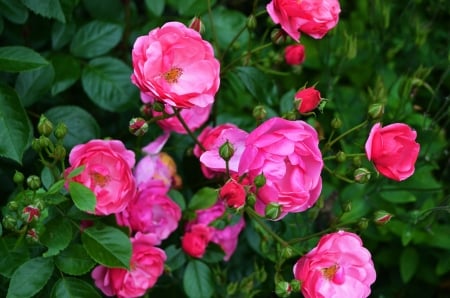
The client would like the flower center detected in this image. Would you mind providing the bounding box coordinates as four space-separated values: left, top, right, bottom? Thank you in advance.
163 67 183 84
321 264 339 280
91 172 110 187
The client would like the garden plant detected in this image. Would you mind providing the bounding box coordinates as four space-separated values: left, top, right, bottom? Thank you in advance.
0 0 449 297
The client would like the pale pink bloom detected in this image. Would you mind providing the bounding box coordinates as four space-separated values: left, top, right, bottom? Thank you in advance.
365 123 420 181
181 224 212 258
193 123 248 178
116 180 181 241
92 233 166 298
284 44 306 65
140 92 212 134
267 0 341 41
293 231 376 298
238 117 323 218
131 21 220 108
66 140 136 216
185 201 245 261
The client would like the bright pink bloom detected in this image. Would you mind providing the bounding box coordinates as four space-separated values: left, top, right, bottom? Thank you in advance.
185 201 245 261
66 140 136 216
293 231 376 298
284 44 306 65
365 123 420 181
193 123 248 178
219 179 246 208
92 233 166 298
267 0 341 41
238 117 323 218
295 87 322 113
181 224 212 258
116 180 181 241
131 22 220 109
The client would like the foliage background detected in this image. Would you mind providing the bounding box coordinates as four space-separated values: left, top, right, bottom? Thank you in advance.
0 0 449 297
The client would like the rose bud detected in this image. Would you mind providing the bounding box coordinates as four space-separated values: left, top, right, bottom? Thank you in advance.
219 180 246 209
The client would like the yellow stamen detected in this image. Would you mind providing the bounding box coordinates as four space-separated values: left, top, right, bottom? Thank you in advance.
321 264 339 280
163 67 183 83
91 172 110 187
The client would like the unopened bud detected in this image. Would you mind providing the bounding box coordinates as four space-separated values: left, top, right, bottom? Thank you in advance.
219 140 235 161
2 215 17 230
336 151 346 163
253 105 267 121
26 175 41 190
331 117 342 129
13 171 25 185
374 210 393 225
129 117 148 136
26 228 39 242
22 205 40 223
265 202 282 220
247 15 257 30
290 280 301 292
354 168 371 184
189 17 204 34
358 217 369 230
271 28 287 45
280 246 294 259
283 111 297 120
368 103 384 119
342 201 352 213
140 104 152 117
275 281 291 298
7 200 19 211
352 156 362 167
54 123 68 139
152 101 165 112
226 282 238 296
52 144 66 160
39 136 52 149
37 115 53 136
31 138 41 151
254 173 266 188
246 193 257 207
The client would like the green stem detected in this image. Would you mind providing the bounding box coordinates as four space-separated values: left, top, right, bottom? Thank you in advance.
323 164 355 184
220 24 247 61
326 120 368 149
207 0 220 58
221 43 273 74
245 207 290 248
173 108 206 151
323 153 366 161
287 228 334 245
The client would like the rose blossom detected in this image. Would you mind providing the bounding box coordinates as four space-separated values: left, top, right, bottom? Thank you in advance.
293 231 376 298
116 180 181 241
219 179 246 208
92 233 166 298
193 123 248 178
238 117 323 218
295 87 322 113
66 139 136 216
284 44 306 65
131 21 220 109
365 123 420 181
181 224 212 258
267 0 341 41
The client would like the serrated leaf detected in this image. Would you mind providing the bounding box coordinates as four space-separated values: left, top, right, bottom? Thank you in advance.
0 46 49 72
400 247 419 283
45 105 100 149
51 277 102 298
55 244 96 276
22 0 65 23
0 0 28 24
51 21 76 50
183 260 214 298
145 0 165 16
40 217 72 257
0 84 32 164
81 225 132 269
70 21 122 58
81 57 137 112
188 187 218 211
0 237 29 278
15 64 55 107
50 54 81 95
7 257 54 298
69 181 96 213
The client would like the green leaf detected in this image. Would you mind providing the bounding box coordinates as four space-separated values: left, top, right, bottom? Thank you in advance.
47 179 66 194
0 0 28 24
69 181 96 213
81 57 137 111
0 46 49 72
40 217 72 257
45 105 100 148
66 165 86 179
380 190 416 204
183 260 214 298
82 0 124 21
52 22 76 50
400 247 419 283
202 242 225 263
145 0 165 16
7 257 54 298
0 237 29 278
81 225 132 269
51 277 101 298
235 66 271 103
188 187 218 211
55 244 96 276
165 245 186 271
70 21 123 58
0 84 32 164
15 64 55 107
21 0 65 23
169 0 216 16
50 54 81 95
169 189 186 211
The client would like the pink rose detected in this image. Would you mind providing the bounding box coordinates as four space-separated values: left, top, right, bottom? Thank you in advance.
267 0 341 41
181 224 212 258
295 87 322 113
92 233 166 298
140 92 212 134
284 44 306 65
293 231 376 298
116 180 181 241
365 123 420 181
66 139 136 216
193 123 248 179
131 22 220 108
238 117 323 218
219 179 246 209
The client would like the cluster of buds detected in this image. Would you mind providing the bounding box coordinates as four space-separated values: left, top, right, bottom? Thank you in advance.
32 115 68 161
275 279 301 297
